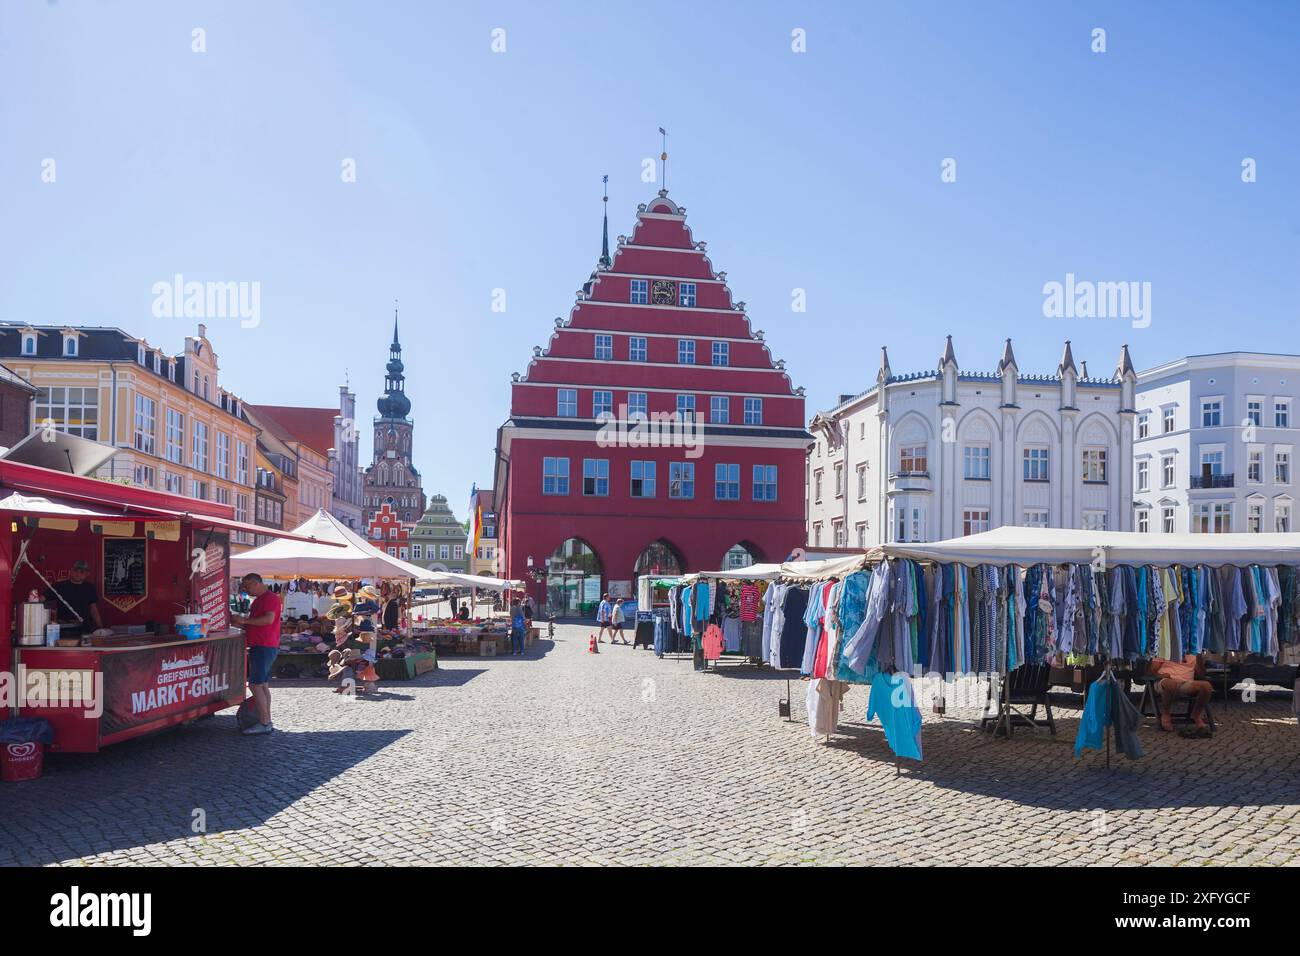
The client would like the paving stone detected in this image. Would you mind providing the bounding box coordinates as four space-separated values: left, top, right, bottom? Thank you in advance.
2 624 1297 865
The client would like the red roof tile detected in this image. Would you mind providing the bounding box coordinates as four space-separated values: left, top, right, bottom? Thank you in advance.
247 404 339 458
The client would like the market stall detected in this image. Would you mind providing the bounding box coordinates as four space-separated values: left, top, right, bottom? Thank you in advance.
229 509 440 679
668 529 1300 764
0 458 341 754
407 571 531 654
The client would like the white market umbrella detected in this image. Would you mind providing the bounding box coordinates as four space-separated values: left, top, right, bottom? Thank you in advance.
229 508 436 581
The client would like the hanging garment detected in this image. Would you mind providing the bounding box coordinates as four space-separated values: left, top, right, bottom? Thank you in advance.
889 561 918 676
840 562 891 679
761 582 780 663
702 623 724 660
1074 670 1143 760
1226 567 1247 652
778 586 810 670
1265 567 1282 659
806 678 846 740
822 580 845 678
1107 567 1125 660
739 583 760 622
1035 567 1055 665
800 582 824 675
693 581 711 627
866 672 923 761
722 616 741 653
915 563 931 671
928 564 950 676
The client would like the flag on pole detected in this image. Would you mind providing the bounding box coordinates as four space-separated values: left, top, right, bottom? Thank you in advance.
467 484 483 561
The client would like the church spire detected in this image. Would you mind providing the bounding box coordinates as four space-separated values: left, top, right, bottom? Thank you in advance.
599 175 611 269
377 300 411 420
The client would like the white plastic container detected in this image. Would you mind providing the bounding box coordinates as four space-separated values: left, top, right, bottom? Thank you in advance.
174 614 204 640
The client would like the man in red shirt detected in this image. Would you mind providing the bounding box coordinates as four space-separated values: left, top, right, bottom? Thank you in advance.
231 572 282 735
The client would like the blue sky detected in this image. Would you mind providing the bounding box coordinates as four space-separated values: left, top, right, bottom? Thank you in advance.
3 1 1297 513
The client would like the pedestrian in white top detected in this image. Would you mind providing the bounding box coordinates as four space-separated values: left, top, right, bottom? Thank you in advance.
610 598 627 644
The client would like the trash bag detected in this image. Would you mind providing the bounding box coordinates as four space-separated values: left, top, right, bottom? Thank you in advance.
235 697 261 731
0 718 55 745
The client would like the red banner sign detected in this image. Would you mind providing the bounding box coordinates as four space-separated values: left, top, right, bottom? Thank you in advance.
100 635 245 735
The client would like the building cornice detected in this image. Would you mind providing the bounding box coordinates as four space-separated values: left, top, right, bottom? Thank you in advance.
512 380 801 401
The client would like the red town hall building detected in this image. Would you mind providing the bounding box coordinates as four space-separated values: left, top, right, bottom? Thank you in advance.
494 189 808 614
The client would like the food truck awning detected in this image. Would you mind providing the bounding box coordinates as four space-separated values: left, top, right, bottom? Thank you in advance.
0 491 173 521
0 459 345 547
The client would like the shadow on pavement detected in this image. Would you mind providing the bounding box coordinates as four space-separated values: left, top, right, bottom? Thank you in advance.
0 723 410 866
813 697 1300 812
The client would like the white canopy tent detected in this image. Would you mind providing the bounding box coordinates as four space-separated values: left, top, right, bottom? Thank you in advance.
680 562 785 583
229 508 436 581
677 528 1300 586
415 570 525 592
881 526 1300 568
681 556 874 584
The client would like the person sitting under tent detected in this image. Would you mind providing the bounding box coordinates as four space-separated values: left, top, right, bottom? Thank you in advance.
1149 654 1214 737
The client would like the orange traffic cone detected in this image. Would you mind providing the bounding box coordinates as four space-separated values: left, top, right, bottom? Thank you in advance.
588 634 599 654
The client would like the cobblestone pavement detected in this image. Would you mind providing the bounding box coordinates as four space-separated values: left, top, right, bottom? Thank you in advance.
3 624 1299 866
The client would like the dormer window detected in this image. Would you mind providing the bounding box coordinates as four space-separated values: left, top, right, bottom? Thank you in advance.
138 343 147 365
21 333 36 356
63 334 78 357
153 352 161 374
168 360 176 382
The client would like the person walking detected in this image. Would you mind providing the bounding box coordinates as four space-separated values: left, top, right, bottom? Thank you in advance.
595 593 612 642
610 598 627 644
231 572 282 736
509 599 526 656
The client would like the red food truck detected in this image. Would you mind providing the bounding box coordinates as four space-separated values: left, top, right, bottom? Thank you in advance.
1 457 338 754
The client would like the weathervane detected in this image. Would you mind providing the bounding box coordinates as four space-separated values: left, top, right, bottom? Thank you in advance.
658 127 668 190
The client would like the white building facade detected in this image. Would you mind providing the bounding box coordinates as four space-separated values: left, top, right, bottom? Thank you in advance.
807 338 1136 547
330 384 365 532
1133 352 1297 535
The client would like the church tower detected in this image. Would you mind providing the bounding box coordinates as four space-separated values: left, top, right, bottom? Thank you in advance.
361 308 426 526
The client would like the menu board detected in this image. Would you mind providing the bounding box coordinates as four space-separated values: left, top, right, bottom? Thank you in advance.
102 537 148 612
193 532 230 633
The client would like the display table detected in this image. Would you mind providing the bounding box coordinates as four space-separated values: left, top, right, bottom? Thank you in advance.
14 631 247 753
412 623 516 654
269 651 329 680
375 651 437 680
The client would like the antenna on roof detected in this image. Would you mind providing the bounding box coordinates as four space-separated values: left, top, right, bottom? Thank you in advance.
658 127 668 190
